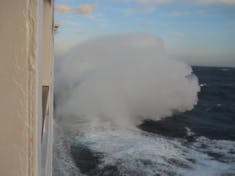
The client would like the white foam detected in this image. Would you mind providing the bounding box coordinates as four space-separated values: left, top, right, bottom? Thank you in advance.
200 83 207 87
55 34 200 127
72 123 235 176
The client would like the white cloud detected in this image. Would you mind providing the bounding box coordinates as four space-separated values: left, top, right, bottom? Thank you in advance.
196 0 235 5
55 5 72 12
55 4 96 16
112 0 235 6
76 4 95 15
136 0 173 4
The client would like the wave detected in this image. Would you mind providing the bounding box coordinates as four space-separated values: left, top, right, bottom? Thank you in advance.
55 34 200 127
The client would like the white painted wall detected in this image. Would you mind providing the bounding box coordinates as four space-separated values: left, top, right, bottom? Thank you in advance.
0 0 54 175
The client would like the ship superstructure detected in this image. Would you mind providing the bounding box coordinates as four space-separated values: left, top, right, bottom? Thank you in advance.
0 0 55 175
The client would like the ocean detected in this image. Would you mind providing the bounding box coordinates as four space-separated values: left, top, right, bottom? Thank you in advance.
53 66 235 176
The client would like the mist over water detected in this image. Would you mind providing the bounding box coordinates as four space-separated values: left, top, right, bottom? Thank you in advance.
55 34 200 127
53 34 235 176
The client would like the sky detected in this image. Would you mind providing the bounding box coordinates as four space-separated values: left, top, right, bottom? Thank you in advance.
54 0 235 67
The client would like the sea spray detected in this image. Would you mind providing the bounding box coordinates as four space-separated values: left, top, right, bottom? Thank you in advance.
53 46 235 175
53 34 235 176
55 34 200 127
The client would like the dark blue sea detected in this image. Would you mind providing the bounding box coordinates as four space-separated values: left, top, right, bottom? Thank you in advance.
53 66 235 176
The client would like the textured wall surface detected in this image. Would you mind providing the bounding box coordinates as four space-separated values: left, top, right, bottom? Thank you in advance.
0 1 42 176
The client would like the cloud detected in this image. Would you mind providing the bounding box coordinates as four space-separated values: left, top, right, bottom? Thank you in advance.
167 11 191 17
55 5 72 12
107 0 170 2
55 4 96 16
122 0 171 14
196 0 235 5
137 0 235 5
136 0 172 4
117 0 235 6
76 4 95 15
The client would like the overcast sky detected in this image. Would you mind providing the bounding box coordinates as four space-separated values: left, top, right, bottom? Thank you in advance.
54 0 235 67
